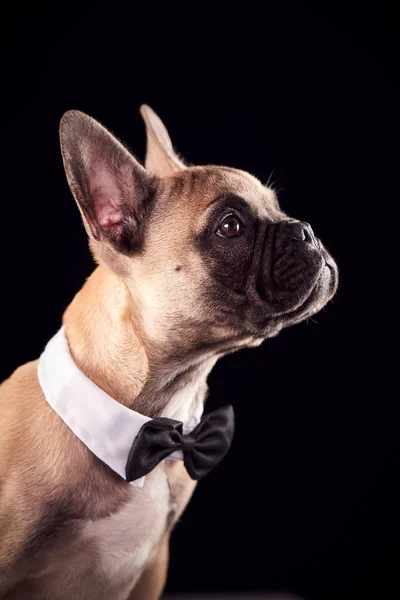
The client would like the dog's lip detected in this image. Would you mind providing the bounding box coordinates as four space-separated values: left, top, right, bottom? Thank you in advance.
267 263 332 323
274 265 324 318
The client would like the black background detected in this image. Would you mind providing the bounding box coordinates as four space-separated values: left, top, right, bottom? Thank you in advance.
0 2 397 599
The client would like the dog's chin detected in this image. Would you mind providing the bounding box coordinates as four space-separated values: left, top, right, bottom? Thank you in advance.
256 262 338 338
282 264 337 326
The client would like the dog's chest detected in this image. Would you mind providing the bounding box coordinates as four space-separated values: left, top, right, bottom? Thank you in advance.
69 384 204 597
79 466 171 591
72 466 195 600
15 467 178 600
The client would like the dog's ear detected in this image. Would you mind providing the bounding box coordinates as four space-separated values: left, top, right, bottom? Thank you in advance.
140 105 185 176
60 110 156 254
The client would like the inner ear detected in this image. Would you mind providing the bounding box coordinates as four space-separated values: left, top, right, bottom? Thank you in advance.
89 162 131 232
60 110 157 254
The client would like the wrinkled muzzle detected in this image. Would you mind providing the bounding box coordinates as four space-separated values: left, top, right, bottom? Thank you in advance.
257 221 338 316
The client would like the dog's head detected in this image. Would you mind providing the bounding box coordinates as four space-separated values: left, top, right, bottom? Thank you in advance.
60 107 338 355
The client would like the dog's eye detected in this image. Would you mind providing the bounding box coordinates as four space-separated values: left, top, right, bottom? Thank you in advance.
216 214 245 238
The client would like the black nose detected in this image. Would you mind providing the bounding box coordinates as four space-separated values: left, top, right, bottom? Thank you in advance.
289 221 316 246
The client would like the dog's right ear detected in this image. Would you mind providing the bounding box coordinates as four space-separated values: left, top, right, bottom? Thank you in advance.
60 110 156 254
140 105 186 176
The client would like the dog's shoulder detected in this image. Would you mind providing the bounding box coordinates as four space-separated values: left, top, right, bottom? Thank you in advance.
0 359 41 402
0 359 128 557
0 359 44 474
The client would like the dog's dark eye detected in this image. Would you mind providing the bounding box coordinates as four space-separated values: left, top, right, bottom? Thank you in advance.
216 215 244 238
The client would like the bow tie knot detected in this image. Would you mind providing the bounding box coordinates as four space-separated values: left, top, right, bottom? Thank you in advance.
181 433 197 452
125 405 235 482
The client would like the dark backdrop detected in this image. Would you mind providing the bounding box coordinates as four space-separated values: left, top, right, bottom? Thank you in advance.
0 2 397 599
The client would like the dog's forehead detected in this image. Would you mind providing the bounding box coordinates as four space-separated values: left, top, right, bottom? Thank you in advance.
162 166 276 218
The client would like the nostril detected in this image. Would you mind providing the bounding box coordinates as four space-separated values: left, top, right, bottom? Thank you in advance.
287 221 317 245
302 225 312 243
300 222 317 246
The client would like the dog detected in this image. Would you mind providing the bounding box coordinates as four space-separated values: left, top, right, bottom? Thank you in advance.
0 106 338 599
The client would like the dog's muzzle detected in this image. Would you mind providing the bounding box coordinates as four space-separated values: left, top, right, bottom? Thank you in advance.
256 220 337 316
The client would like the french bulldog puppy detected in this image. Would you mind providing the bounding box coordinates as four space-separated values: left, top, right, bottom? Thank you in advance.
0 106 338 599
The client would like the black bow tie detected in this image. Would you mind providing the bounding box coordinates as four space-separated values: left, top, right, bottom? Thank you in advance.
125 405 235 482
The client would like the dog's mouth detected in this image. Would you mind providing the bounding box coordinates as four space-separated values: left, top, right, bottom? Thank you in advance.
261 255 338 333
282 261 337 324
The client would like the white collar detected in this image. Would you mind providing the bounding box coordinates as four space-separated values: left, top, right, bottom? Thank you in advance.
37 327 203 488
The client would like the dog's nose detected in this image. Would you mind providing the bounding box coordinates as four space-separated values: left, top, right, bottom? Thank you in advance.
289 221 317 246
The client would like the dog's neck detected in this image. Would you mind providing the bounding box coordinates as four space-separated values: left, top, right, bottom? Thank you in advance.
63 265 215 419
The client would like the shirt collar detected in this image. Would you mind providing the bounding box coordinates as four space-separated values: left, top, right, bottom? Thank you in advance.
37 327 203 488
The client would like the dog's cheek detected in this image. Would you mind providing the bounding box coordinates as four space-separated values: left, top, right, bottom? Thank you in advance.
195 232 252 295
205 252 248 293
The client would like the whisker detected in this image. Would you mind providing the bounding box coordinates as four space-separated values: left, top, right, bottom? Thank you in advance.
266 168 276 188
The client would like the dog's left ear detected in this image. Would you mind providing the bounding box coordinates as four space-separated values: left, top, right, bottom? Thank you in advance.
140 105 186 176
60 110 156 254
